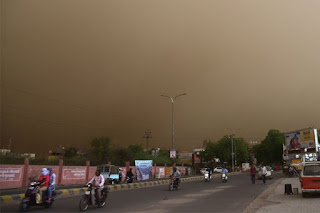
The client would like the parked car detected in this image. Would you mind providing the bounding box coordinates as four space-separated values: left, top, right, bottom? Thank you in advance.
300 161 320 198
213 167 223 173
258 166 273 179
97 164 120 185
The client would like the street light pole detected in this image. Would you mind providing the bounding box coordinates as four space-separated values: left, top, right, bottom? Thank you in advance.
230 135 234 172
161 93 187 150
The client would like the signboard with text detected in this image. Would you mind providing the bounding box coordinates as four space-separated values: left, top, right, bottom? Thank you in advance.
0 168 22 182
62 168 86 180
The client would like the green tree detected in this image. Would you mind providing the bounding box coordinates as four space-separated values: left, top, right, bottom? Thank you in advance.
90 137 111 164
252 129 285 165
200 136 249 166
64 147 78 158
111 147 134 166
128 144 145 154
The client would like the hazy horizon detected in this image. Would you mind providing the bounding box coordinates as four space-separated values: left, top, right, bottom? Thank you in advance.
1 0 320 155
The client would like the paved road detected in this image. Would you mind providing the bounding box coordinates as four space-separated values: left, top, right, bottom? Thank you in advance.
1 172 283 213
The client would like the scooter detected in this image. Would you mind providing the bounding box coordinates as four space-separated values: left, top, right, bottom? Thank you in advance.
125 176 134 183
20 181 55 212
79 183 108 212
204 171 211 182
169 175 180 191
221 173 228 183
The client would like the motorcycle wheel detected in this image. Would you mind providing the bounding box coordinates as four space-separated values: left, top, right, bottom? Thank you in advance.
169 184 173 191
44 201 53 208
20 202 29 212
98 197 106 208
79 196 89 212
176 184 179 190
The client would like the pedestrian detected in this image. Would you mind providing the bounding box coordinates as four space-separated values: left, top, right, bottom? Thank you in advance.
250 164 257 184
261 164 267 184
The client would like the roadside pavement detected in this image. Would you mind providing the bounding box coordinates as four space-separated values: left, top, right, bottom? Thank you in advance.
243 176 320 213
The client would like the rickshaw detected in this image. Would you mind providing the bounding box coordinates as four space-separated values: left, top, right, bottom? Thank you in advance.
97 164 120 185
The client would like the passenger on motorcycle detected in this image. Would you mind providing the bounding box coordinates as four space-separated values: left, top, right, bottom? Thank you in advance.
87 170 105 204
47 168 56 202
37 168 49 203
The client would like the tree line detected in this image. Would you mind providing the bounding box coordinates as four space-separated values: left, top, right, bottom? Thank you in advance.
64 136 178 166
199 129 286 167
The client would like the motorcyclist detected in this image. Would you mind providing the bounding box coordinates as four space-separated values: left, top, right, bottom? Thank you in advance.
172 167 181 185
118 168 123 183
221 166 228 178
206 167 211 180
47 168 56 202
37 168 49 203
87 170 105 204
126 168 134 183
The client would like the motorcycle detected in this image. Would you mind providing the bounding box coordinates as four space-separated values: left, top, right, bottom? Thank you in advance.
221 173 228 183
79 183 108 212
169 175 180 191
125 176 134 183
288 168 299 178
20 181 55 212
204 171 211 182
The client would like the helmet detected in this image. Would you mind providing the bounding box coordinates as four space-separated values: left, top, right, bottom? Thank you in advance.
41 168 48 176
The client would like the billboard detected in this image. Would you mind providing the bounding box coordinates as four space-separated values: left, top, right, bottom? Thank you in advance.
170 149 176 158
285 128 318 151
135 160 153 181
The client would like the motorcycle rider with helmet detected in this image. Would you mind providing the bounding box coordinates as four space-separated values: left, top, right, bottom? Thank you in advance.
37 168 49 203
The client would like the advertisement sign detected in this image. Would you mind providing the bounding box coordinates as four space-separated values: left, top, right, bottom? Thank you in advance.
0 168 22 181
165 167 171 176
170 149 176 158
135 160 153 181
285 129 316 150
158 167 165 178
63 168 86 179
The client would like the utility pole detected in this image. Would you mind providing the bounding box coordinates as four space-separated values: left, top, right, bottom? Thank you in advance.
235 142 237 169
143 130 152 151
8 137 12 150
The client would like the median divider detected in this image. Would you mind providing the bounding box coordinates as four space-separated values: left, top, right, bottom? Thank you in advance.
0 176 203 204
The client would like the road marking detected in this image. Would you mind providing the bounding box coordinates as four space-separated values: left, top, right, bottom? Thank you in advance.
159 198 195 205
216 185 234 189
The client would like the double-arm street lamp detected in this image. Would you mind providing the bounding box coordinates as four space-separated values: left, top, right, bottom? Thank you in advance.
161 93 187 150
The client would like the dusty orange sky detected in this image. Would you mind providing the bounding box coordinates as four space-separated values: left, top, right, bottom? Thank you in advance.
1 0 320 155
